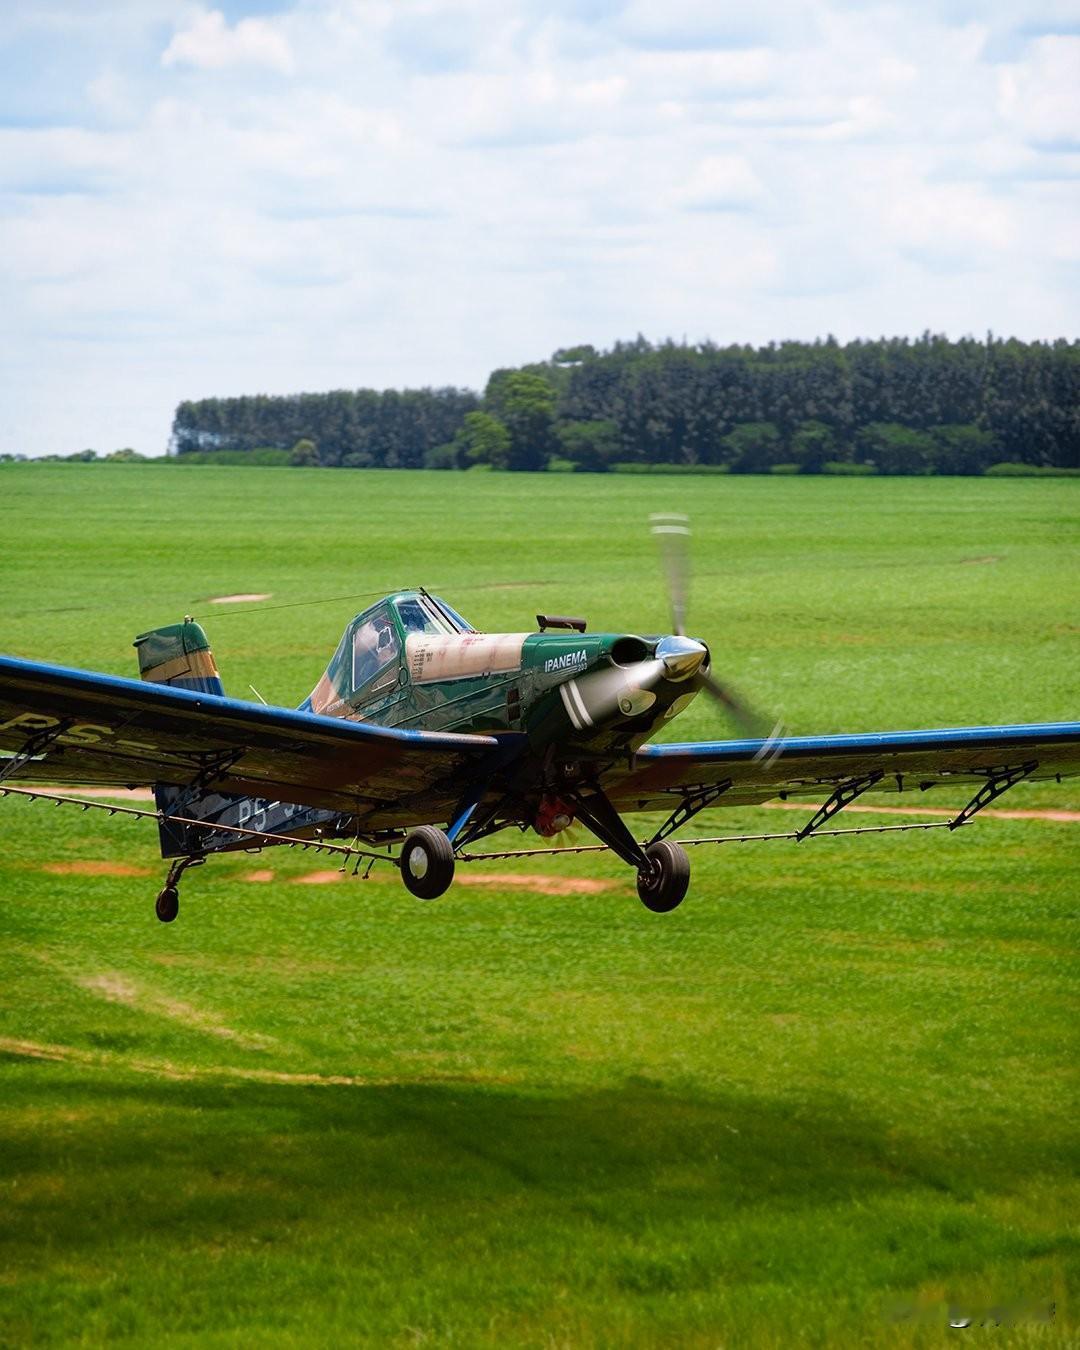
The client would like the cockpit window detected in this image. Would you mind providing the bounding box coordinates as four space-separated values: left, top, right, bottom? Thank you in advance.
352 608 400 692
426 595 476 633
394 596 449 636
393 594 475 635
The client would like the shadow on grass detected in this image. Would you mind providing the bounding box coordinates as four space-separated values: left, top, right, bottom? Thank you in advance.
1 1067 1073 1344
1 1068 1058 1248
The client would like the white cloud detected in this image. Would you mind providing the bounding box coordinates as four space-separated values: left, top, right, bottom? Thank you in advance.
618 0 818 52
161 9 294 74
879 174 1017 268
680 154 764 210
998 35 1080 144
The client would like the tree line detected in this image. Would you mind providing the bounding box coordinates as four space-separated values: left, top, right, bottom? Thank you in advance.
168 333 1080 474
171 387 479 467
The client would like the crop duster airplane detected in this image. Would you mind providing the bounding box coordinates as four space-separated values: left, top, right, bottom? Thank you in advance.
1 518 1077 922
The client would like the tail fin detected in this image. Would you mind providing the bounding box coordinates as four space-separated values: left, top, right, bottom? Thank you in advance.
134 620 228 857
133 619 224 696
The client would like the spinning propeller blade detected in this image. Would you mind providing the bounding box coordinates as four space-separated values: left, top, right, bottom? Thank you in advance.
649 512 785 751
649 513 690 637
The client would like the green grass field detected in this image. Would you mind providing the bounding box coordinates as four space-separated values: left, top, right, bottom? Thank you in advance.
1 465 1077 1347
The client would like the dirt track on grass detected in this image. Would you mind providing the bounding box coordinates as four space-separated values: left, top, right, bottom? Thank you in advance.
0 1036 511 1088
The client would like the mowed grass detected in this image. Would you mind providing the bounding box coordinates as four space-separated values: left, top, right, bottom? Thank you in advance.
0 465 1077 1347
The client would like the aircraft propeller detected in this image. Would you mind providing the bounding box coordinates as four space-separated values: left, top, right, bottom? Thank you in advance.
558 515 784 757
649 512 785 751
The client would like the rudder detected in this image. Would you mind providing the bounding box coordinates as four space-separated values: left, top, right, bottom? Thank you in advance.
133 619 224 696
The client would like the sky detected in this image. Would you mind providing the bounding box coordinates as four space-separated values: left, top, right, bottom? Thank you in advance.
1 1 1078 457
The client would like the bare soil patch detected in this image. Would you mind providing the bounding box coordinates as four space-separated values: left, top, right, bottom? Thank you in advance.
81 972 140 1002
42 860 153 877
209 593 272 604
242 869 276 883
43 786 155 800
289 867 615 895
458 872 616 896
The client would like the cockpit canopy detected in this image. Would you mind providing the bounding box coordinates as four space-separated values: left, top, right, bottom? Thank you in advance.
393 593 473 638
302 591 474 716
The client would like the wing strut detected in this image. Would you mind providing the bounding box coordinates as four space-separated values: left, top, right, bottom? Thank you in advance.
948 762 1037 830
647 780 733 847
795 771 884 841
0 719 73 785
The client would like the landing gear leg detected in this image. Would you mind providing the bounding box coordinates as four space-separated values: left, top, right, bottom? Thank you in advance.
569 788 692 914
154 855 203 924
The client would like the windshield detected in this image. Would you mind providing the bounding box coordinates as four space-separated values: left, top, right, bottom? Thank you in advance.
352 608 400 690
394 594 474 635
426 594 476 632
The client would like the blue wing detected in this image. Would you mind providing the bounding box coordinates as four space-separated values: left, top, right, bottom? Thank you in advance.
603 723 1080 811
0 655 512 822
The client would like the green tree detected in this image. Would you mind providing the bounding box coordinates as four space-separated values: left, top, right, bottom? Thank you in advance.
928 424 997 475
557 419 619 472
423 442 459 470
857 423 935 475
485 371 556 471
289 438 320 467
722 422 784 473
790 420 837 473
454 411 512 469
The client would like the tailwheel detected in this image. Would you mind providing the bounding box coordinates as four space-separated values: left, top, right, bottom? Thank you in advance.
400 826 455 900
153 855 202 923
637 840 690 913
155 885 179 924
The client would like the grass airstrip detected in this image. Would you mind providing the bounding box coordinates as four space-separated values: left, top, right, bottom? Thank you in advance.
0 465 1077 1346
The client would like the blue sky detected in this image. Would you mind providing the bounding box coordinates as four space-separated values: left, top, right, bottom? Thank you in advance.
2 0 1078 456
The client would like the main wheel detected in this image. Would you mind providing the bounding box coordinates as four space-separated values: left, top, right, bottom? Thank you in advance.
636 840 690 913
400 827 456 900
155 885 179 923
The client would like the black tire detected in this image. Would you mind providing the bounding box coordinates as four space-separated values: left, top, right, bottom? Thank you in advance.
636 840 690 913
155 885 179 924
400 826 455 900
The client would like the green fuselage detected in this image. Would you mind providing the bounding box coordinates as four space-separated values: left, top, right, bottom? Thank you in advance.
310 591 703 762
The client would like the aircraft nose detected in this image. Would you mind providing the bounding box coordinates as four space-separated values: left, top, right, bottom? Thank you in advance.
655 635 708 681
